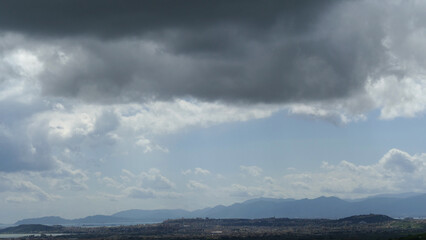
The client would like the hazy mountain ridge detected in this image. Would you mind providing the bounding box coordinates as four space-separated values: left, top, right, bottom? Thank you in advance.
15 194 426 225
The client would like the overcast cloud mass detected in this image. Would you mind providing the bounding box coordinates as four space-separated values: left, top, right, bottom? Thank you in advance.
1 0 426 223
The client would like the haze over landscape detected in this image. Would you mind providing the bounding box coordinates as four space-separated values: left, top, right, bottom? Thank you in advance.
1 0 426 225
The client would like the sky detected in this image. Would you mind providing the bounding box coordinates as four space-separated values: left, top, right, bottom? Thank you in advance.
1 0 426 223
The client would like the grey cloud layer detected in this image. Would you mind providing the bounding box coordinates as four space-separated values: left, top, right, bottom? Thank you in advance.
0 0 406 104
0 99 53 172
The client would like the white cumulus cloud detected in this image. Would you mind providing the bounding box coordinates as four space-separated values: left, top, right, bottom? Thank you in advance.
240 165 263 177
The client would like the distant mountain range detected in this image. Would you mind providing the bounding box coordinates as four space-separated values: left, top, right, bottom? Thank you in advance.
15 193 426 226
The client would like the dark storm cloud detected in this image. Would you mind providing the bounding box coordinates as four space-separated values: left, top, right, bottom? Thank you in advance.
0 0 397 104
0 0 330 39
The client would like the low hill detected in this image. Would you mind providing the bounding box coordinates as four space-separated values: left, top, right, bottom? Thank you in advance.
0 224 64 234
16 216 71 225
338 214 394 223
